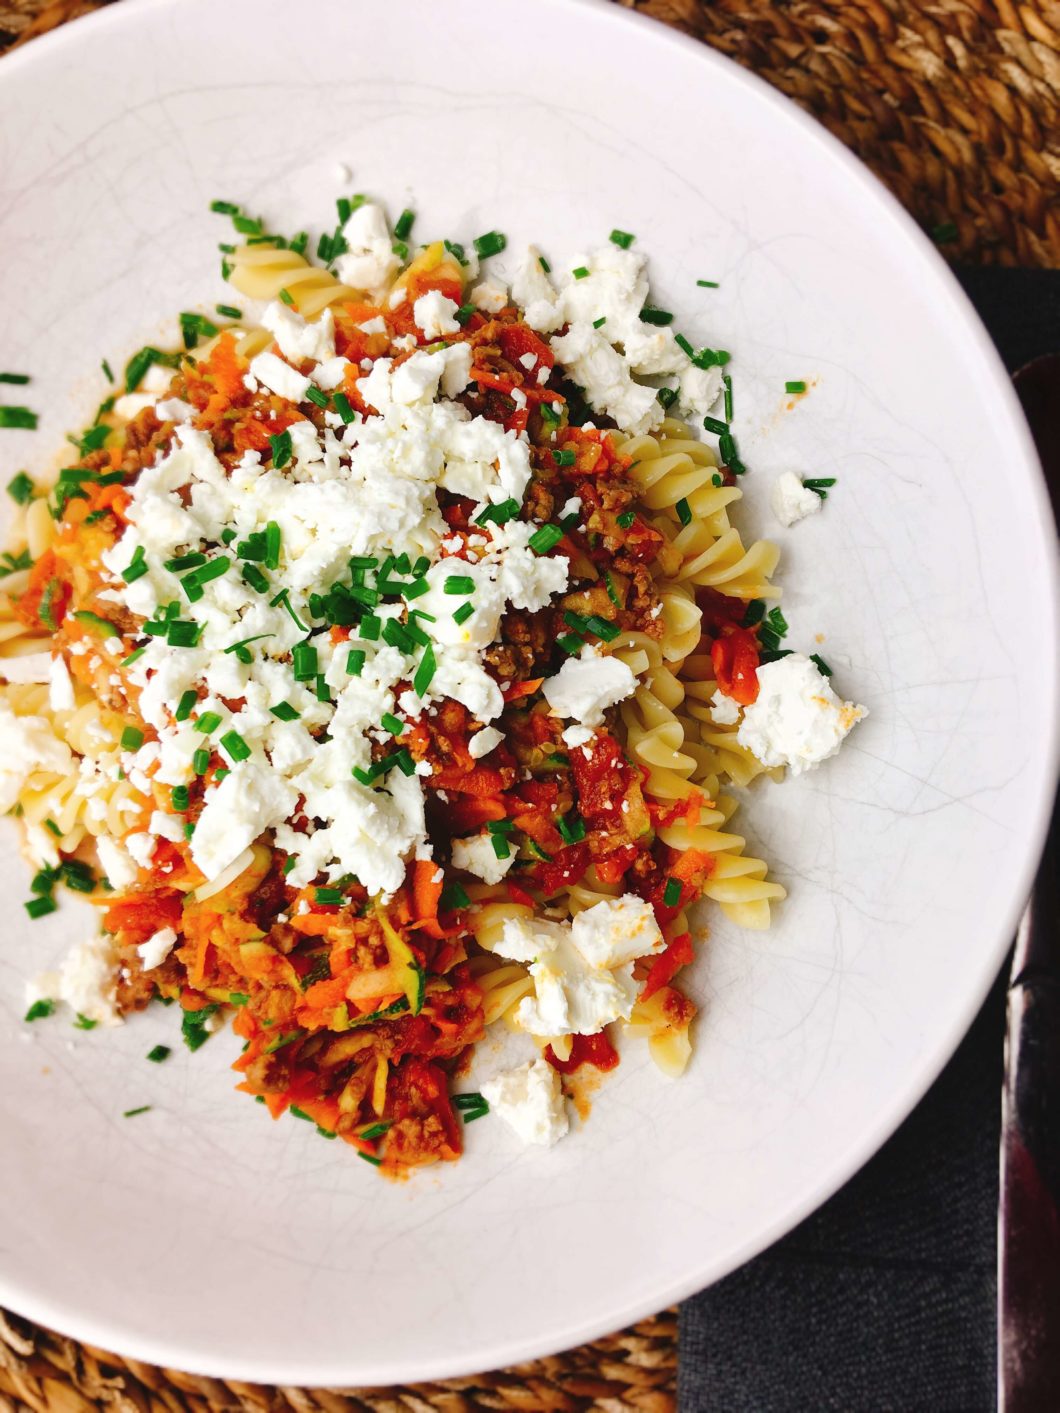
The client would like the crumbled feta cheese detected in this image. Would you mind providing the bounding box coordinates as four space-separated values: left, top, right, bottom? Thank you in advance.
335 201 401 300
495 896 664 1036
155 396 197 423
113 392 156 420
262 301 336 364
737 654 867 775
468 726 504 759
481 1057 569 1147
677 363 724 420
771 472 824 528
542 646 637 727
451 833 514 885
561 723 594 748
413 290 461 339
137 926 177 970
95 835 139 889
191 763 298 881
469 279 508 313
550 322 662 435
709 689 741 726
39 930 122 1027
124 832 156 869
248 351 311 404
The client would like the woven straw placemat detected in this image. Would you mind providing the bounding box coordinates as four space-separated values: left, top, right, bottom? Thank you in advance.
0 0 1055 1408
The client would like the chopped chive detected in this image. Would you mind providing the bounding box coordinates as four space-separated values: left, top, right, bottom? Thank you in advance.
786 380 807 394
242 564 270 594
216 303 242 319
810 653 833 677
696 279 720 288
0 406 38 430
703 415 729 436
359 1152 383 1167
412 643 437 698
539 401 561 426
441 881 470 911
270 701 300 721
663 877 682 908
572 266 590 280
473 230 507 259
803 477 836 492
584 614 620 641
676 497 693 526
43 818 62 838
25 998 55 1020
444 574 475 595
232 213 262 235
528 524 563 555
557 633 583 656
675 334 694 358
0 372 30 385
381 712 404 737
639 307 673 326
552 448 576 467
25 896 58 919
192 748 210 774
723 373 733 422
393 208 415 241
616 509 635 529
742 599 766 627
359 613 381 641
314 886 344 905
120 725 144 751
220 727 250 764
270 587 308 631
123 1105 152 1118
121 546 149 583
454 303 477 327
7 472 34 504
557 812 586 844
452 602 474 626
292 641 318 681
538 255 551 273
657 387 678 409
164 552 206 572
610 229 635 249
346 649 366 676
593 316 607 329
692 347 731 368
171 784 189 811
194 711 222 735
269 429 292 468
147 1044 171 1063
305 385 328 408
474 497 521 525
278 288 295 306
332 392 355 424
490 834 511 860
605 571 622 607
210 199 239 215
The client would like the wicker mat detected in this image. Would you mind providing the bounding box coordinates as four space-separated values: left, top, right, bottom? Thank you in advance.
0 0 1055 1408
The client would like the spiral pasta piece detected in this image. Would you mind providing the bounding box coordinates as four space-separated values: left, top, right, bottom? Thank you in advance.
228 245 358 318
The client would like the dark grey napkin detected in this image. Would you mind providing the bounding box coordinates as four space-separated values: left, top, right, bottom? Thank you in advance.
678 268 1060 1413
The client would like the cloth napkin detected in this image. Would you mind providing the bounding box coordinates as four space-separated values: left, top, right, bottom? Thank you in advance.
678 268 1060 1413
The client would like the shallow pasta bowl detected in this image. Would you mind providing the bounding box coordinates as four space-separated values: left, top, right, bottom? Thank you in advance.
0 0 1057 1388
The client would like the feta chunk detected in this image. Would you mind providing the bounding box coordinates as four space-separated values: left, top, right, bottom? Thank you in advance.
468 726 504 759
413 290 461 339
737 653 867 775
481 1058 569 1147
469 279 508 313
261 302 336 364
709 689 741 726
495 897 664 1037
137 927 178 971
452 833 514 885
335 201 401 300
248 351 311 404
191 763 298 881
542 646 637 727
771 472 824 528
37 931 122 1028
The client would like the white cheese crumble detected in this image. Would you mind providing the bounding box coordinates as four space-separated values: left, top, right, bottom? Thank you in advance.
493 896 664 1036
771 472 824 528
708 689 741 726
413 290 461 338
468 726 504 759
481 1057 569 1147
451 833 514 885
0 653 51 684
335 201 401 300
0 700 73 814
469 279 508 313
262 302 336 364
542 646 637 727
137 926 178 970
248 351 311 404
32 930 122 1028
737 654 867 775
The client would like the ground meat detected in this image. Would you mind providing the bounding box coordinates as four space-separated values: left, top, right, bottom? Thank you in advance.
523 478 555 523
248 864 291 934
243 1051 293 1093
114 949 155 1013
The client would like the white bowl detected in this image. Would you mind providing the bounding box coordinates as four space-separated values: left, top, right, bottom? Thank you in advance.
0 0 1056 1386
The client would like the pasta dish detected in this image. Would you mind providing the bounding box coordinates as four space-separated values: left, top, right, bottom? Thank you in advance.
0 197 865 1166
